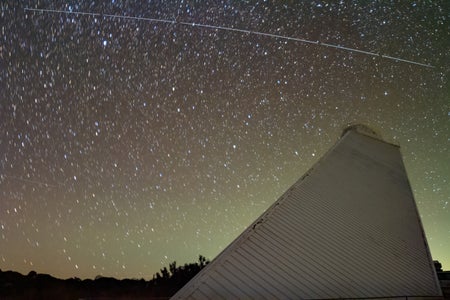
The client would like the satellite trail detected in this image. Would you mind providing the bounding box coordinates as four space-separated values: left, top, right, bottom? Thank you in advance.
24 7 434 68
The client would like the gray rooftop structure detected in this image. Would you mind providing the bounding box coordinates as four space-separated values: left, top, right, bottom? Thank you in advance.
172 125 443 299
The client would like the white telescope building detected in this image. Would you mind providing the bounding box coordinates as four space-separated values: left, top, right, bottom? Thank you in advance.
172 125 443 299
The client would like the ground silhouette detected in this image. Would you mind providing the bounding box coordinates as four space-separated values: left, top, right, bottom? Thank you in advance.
2 258 449 299
0 255 209 299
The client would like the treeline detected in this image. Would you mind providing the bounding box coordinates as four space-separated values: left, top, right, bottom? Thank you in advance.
0 255 209 299
154 255 208 283
151 254 210 296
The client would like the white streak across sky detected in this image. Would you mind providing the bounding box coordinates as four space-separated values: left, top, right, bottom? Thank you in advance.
24 7 434 69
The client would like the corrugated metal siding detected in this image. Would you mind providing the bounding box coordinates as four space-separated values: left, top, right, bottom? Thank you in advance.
172 130 442 299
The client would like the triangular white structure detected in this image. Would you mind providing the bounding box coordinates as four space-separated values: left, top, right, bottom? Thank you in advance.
172 125 443 299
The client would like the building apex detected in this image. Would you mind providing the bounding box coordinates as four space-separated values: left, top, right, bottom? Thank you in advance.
342 123 381 139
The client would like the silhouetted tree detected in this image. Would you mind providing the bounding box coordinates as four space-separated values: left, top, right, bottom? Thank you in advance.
434 260 443 272
169 261 177 276
198 255 207 268
160 266 170 279
27 271 37 277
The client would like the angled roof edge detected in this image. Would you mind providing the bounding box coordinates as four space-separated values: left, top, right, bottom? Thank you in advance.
171 129 361 298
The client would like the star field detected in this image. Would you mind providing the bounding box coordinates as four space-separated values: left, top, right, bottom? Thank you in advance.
1 1 449 279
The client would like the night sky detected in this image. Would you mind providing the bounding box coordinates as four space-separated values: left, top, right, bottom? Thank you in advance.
1 1 449 280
